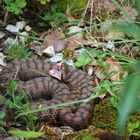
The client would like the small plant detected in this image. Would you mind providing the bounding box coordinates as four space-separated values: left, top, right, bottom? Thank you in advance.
93 80 115 96
75 50 91 68
40 4 66 27
75 48 107 69
127 120 140 138
1 0 27 14
0 80 37 129
1 0 51 14
5 43 31 60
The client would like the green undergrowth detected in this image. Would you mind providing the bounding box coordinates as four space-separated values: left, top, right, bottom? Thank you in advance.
0 0 51 14
1 0 140 139
5 42 32 60
0 80 41 138
127 114 140 139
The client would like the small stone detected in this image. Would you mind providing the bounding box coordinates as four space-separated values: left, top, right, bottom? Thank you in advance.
87 65 94 76
5 24 19 33
66 59 75 68
19 31 29 44
30 42 43 56
5 136 21 140
16 21 26 30
4 37 15 45
106 40 115 51
75 48 86 56
69 26 83 38
0 53 6 72
24 25 32 32
0 31 5 39
49 53 63 62
43 45 55 57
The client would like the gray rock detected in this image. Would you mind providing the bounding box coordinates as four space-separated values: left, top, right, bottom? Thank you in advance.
16 21 26 31
43 45 55 57
5 24 19 33
49 53 63 62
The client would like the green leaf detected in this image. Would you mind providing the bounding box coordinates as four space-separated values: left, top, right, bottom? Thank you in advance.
16 0 26 8
8 130 44 139
9 3 21 14
0 95 15 108
43 13 51 21
82 135 93 140
6 43 31 59
40 0 50 4
0 127 5 131
15 93 26 103
118 74 140 133
55 12 64 18
75 51 91 67
3 0 11 5
0 111 5 119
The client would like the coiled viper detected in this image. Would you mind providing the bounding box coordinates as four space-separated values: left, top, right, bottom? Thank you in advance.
0 59 94 130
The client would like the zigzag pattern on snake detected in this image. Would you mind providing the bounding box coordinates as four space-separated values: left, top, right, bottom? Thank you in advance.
0 59 94 130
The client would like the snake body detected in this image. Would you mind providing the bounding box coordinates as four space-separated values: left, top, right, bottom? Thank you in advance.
0 59 94 130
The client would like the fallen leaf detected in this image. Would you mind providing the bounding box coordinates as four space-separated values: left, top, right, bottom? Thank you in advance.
30 42 42 56
43 28 66 53
94 66 106 80
105 57 122 81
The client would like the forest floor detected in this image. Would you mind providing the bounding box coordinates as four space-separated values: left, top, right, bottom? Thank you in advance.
0 0 140 140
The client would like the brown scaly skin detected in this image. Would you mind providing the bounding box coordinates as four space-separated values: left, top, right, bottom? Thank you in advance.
0 59 94 130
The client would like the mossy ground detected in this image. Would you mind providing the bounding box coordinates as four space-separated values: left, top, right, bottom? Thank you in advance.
92 100 118 130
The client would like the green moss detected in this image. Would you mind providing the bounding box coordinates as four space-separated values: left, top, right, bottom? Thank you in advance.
92 101 118 130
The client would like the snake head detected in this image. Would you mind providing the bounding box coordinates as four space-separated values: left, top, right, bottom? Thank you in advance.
49 62 71 83
60 63 72 83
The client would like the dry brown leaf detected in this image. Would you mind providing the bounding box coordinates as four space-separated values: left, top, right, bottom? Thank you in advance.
105 57 122 81
65 36 88 51
94 66 106 80
31 28 95 56
30 41 43 56
43 29 66 53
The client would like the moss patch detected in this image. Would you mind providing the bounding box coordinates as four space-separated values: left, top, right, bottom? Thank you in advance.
92 100 118 130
